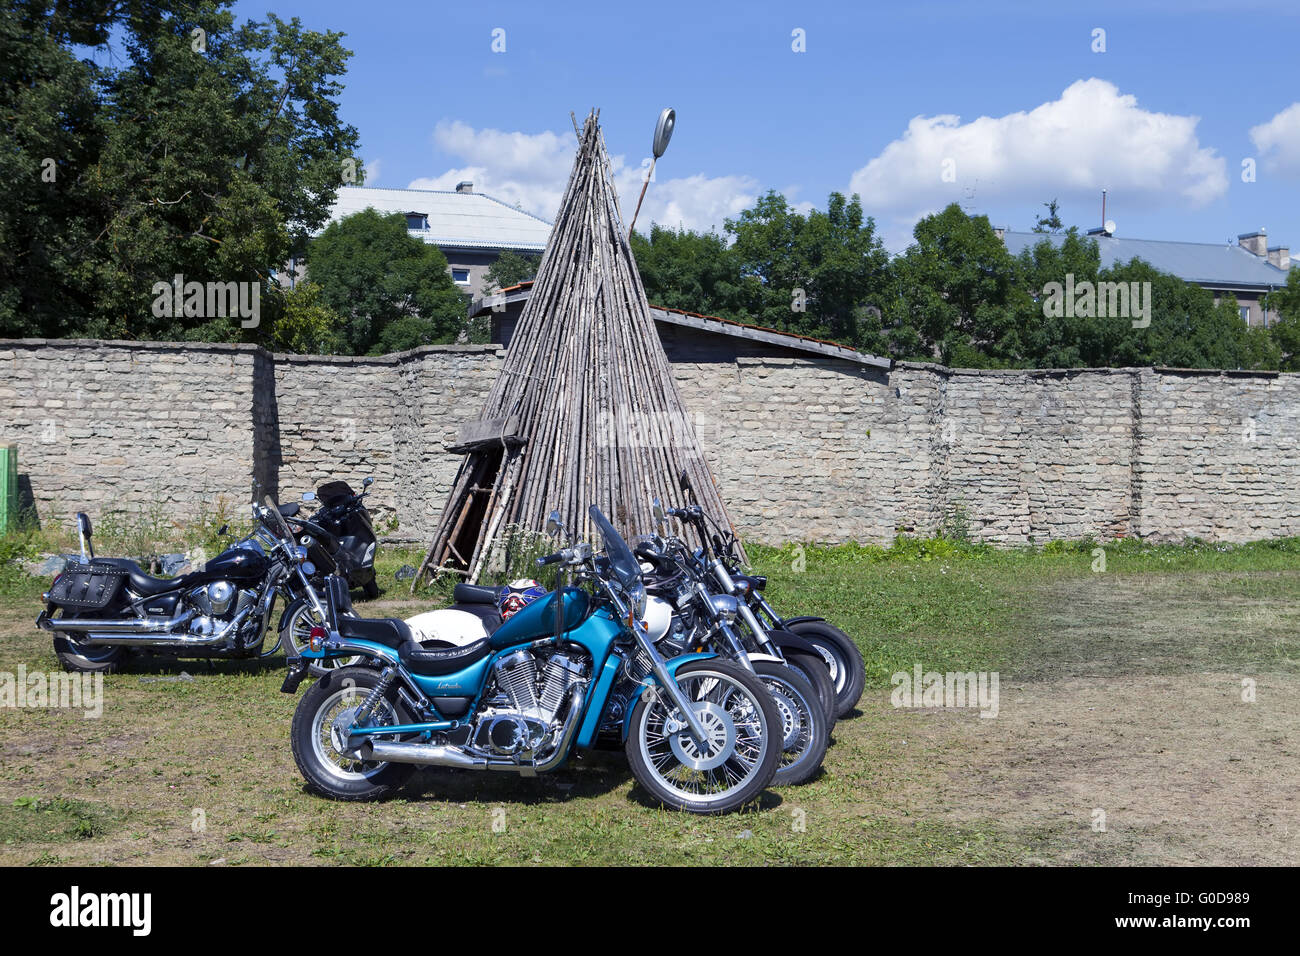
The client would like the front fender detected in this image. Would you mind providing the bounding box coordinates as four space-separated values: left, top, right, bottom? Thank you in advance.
779 615 826 629
766 629 823 657
619 652 716 743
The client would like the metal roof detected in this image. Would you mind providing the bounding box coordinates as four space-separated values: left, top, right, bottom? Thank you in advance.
1002 230 1294 290
326 186 552 252
470 282 892 369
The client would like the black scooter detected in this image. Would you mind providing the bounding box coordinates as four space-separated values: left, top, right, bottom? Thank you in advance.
294 476 380 600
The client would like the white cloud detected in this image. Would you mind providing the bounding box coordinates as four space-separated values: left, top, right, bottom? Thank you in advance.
362 158 382 185
849 78 1228 244
1250 102 1300 177
407 119 758 235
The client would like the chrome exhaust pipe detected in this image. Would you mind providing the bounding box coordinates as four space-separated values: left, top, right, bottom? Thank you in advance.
358 739 488 769
359 685 587 774
84 607 250 648
40 609 195 635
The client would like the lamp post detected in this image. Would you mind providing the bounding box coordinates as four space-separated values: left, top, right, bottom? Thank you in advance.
628 107 675 239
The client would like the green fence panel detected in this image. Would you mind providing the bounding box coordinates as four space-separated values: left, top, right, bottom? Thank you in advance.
0 444 16 534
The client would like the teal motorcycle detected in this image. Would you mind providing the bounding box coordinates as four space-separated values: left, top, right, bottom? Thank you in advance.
282 506 782 814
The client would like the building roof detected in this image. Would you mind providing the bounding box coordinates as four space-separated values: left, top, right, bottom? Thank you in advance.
1001 230 1294 290
471 282 892 369
327 186 552 252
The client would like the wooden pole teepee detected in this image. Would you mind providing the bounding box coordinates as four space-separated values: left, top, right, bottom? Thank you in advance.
414 110 743 587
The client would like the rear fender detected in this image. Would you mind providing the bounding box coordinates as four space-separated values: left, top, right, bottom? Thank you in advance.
303 635 401 667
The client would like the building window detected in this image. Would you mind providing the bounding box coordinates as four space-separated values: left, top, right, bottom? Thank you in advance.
451 268 471 285
405 212 428 230
1239 306 1250 324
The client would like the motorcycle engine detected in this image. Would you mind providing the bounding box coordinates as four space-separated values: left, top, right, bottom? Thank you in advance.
472 648 588 757
186 582 255 638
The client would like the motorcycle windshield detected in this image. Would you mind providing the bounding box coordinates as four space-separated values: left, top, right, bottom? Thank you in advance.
588 506 645 615
262 495 296 544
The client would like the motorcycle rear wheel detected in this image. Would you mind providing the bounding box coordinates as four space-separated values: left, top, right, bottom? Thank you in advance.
290 667 415 801
52 613 127 673
625 659 781 814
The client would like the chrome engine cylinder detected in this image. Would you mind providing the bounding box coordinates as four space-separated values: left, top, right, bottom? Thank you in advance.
493 649 539 714
538 654 585 717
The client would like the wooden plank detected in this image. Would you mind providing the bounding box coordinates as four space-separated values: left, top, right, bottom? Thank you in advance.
446 414 524 454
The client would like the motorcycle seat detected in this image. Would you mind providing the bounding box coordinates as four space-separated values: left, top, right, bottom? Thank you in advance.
398 638 491 676
337 616 412 650
450 602 502 635
95 558 185 597
453 583 506 605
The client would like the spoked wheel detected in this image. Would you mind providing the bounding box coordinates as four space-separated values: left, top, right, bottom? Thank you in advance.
753 661 828 786
290 667 415 801
280 599 361 676
786 620 865 719
52 612 127 673
779 645 838 731
625 659 781 814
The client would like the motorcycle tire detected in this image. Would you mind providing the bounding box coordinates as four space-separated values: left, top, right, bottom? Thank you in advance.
291 667 416 801
625 659 781 814
780 647 839 732
52 612 127 674
786 620 865 719
753 661 828 786
361 580 380 601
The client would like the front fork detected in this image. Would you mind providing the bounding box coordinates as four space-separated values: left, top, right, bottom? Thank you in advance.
635 626 712 746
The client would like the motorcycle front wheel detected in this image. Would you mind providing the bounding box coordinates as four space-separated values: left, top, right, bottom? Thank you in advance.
280 599 362 677
290 667 415 801
625 659 781 814
786 620 865 719
753 661 828 786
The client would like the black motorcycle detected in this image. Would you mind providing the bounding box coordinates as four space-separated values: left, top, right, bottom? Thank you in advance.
674 472 866 719
36 502 332 673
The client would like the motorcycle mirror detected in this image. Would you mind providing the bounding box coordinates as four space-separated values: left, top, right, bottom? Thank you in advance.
362 476 374 488
75 512 93 539
217 524 229 537
546 510 565 538
301 491 316 502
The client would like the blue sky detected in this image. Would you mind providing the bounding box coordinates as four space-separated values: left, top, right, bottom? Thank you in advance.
233 0 1300 254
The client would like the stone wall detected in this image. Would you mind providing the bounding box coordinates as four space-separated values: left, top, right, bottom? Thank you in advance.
3 336 1298 545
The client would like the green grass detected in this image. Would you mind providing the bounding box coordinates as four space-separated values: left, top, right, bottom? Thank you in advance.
3 529 1300 865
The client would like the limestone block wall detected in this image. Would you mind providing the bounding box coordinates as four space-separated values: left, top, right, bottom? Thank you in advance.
3 336 1298 546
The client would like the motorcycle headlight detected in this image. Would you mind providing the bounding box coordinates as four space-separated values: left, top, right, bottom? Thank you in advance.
709 594 738 623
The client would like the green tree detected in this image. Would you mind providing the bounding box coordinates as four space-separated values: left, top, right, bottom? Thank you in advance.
0 1 361 343
887 203 1021 365
1269 269 1300 370
271 281 344 354
725 191 890 348
630 225 745 319
481 250 540 294
308 208 467 354
1032 198 1064 234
